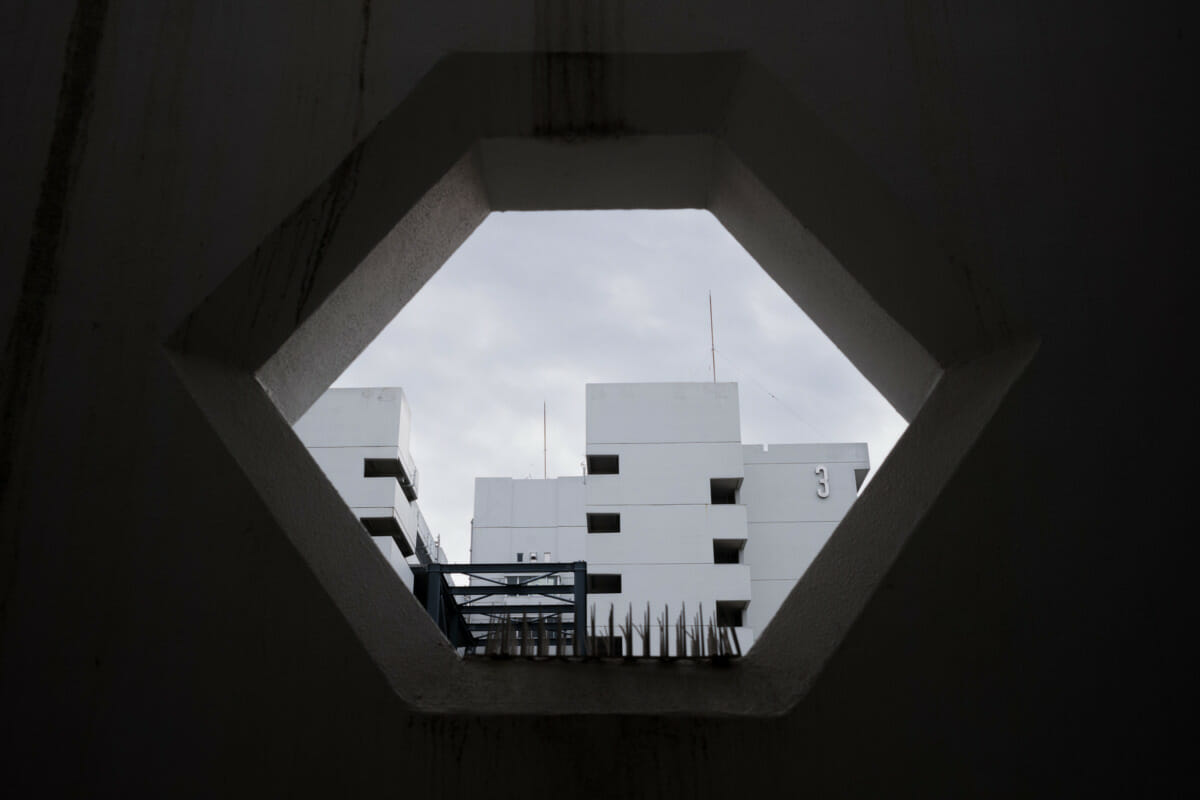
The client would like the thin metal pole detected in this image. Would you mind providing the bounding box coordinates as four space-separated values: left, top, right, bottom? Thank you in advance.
709 292 717 382
543 402 547 479
425 564 442 630
573 561 587 657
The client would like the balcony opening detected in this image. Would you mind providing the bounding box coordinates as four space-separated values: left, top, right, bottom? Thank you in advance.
716 601 746 628
364 457 418 501
360 516 415 557
710 477 740 505
713 539 743 564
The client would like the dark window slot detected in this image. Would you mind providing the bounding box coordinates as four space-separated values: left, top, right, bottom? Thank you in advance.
587 574 622 593
587 512 621 533
587 454 619 474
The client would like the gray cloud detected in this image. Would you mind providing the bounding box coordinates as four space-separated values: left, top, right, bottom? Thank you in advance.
333 210 906 561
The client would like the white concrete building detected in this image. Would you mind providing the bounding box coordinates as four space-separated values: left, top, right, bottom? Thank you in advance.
471 382 869 651
293 387 445 590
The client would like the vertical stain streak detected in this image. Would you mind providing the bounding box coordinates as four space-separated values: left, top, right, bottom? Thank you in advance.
559 2 575 132
352 0 372 141
534 0 549 132
0 0 111 630
293 149 363 325
236 144 364 338
532 0 626 138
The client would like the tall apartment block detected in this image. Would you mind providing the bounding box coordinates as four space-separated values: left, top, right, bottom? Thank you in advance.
471 383 869 651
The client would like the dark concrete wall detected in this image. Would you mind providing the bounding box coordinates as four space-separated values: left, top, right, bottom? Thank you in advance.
1 2 1191 795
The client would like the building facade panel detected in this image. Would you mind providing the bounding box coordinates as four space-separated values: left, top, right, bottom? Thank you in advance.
583 504 723 565
744 580 798 635
584 442 745 506
586 383 742 445
472 478 588 565
740 447 867 523
306 446 410 516
586 563 752 607
742 521 834 580
473 477 515 528
742 442 870 465
555 477 587 525
704 504 749 544
509 479 562 528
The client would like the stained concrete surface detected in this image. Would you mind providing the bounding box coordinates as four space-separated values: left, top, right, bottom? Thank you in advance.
1 2 1193 795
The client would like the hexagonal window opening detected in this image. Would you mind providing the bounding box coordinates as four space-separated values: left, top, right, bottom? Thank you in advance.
299 208 908 657
170 52 1031 716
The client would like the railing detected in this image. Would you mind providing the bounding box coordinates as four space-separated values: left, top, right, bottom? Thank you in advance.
412 506 444 565
412 562 588 655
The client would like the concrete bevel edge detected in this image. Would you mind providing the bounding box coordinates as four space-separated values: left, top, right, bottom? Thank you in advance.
166 51 1031 717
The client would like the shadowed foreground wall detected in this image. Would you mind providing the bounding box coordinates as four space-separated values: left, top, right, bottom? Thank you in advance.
0 2 1191 795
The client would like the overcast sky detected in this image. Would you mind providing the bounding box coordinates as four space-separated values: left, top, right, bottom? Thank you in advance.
331 210 906 562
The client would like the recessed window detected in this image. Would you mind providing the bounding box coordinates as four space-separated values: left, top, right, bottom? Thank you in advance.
710 478 740 504
716 601 746 627
713 540 743 564
587 574 622 594
587 454 619 474
586 512 620 533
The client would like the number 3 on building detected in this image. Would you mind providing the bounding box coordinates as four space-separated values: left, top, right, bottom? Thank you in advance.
815 465 830 498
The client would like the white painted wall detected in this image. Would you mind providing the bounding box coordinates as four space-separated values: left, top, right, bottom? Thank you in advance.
471 476 587 565
294 386 417 486
581 384 751 652
471 383 866 653
741 442 869 633
584 443 745 506
586 382 742 445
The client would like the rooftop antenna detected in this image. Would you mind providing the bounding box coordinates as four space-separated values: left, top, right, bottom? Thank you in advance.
543 401 547 479
709 291 717 383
